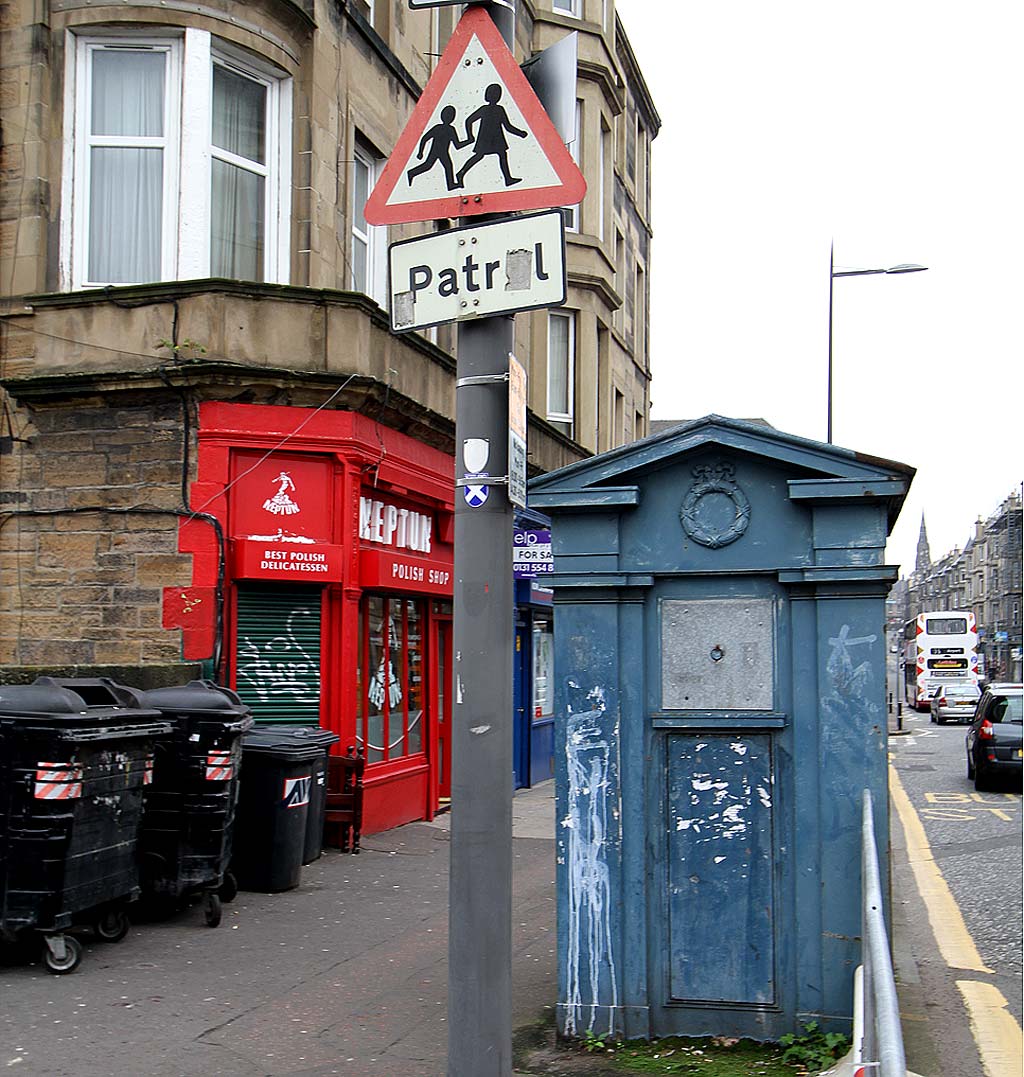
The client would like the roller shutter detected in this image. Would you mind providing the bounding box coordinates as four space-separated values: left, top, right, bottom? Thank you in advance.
234 584 323 724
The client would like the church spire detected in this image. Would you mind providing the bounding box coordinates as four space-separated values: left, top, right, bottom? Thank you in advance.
915 515 931 575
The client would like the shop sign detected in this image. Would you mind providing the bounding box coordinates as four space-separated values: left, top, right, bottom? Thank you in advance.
513 527 553 579
360 548 454 596
233 539 344 582
230 452 333 543
360 496 433 553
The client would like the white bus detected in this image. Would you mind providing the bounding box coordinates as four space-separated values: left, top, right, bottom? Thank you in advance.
903 611 979 710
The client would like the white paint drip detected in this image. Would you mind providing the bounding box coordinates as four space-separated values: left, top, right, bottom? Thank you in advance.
563 688 618 1039
729 742 748 755
456 675 464 704
714 856 727 864
469 725 490 735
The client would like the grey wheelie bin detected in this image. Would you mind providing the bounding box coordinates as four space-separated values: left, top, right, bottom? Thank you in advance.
0 678 170 974
136 681 253 927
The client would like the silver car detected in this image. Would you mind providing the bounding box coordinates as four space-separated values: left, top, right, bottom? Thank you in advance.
929 682 981 724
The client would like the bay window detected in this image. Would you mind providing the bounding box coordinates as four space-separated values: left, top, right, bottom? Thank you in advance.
65 31 291 290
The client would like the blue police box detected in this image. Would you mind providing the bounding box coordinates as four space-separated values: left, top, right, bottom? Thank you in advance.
528 416 913 1042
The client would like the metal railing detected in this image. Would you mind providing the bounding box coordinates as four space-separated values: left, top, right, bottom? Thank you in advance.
859 789 907 1077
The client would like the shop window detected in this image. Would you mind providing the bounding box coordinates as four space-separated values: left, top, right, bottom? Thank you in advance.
65 31 291 289
532 616 555 723
358 596 426 764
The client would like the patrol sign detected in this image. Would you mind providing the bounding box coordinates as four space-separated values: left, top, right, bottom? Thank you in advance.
389 210 566 332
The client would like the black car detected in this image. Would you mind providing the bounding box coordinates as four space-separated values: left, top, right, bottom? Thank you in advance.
965 684 1023 791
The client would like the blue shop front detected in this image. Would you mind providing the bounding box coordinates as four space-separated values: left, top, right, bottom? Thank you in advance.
530 416 913 1043
513 508 556 789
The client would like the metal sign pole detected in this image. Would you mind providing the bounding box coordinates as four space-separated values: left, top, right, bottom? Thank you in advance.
449 6 516 1075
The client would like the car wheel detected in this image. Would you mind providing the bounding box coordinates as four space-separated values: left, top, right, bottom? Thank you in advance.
974 766 992 792
930 711 936 723
966 751 976 780
937 714 946 725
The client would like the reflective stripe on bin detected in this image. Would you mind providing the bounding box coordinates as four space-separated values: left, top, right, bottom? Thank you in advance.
283 775 312 808
144 755 155 785
205 750 234 781
34 762 83 800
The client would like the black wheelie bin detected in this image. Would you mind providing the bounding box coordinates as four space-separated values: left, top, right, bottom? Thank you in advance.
231 728 324 892
135 681 253 927
0 678 170 974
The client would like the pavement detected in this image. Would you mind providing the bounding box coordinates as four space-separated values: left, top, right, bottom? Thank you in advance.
1 759 959 1077
0 782 558 1077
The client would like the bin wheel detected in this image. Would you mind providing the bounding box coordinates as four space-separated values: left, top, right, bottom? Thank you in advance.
204 892 223 928
219 871 238 904
95 908 130 943
43 936 83 975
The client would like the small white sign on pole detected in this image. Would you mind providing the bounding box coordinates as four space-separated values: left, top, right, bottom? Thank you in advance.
508 352 527 507
388 210 566 332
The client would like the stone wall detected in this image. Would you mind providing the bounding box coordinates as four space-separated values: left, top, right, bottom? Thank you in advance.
0 394 194 671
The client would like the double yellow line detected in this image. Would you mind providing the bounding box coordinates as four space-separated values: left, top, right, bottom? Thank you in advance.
889 767 1022 1077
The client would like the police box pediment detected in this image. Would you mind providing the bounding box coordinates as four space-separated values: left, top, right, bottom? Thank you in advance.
529 414 913 529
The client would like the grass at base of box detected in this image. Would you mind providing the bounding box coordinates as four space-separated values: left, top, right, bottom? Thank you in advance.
513 1015 850 1077
583 1034 814 1076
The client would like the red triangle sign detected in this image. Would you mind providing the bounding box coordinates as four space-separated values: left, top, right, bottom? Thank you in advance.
364 7 586 225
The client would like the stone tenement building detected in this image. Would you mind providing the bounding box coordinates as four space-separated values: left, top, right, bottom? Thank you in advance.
0 0 659 831
894 492 1023 682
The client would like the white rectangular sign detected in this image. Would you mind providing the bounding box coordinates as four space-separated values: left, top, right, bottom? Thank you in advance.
508 352 527 507
388 211 566 332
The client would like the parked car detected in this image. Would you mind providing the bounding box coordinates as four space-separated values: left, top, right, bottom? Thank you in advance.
929 683 981 724
965 684 1023 791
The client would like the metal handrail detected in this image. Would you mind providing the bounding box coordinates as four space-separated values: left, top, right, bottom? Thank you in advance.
860 789 907 1077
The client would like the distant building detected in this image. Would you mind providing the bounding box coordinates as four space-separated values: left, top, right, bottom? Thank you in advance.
899 491 1022 682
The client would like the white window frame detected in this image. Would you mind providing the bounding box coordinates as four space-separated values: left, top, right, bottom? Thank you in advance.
547 310 575 435
553 0 581 18
565 100 582 233
63 29 291 291
598 121 608 242
352 141 387 307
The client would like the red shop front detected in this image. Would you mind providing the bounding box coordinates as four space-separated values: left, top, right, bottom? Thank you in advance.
164 403 455 836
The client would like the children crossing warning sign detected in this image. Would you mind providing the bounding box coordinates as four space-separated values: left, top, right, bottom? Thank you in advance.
364 6 586 225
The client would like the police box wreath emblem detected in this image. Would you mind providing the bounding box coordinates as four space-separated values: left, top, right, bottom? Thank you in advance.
680 460 751 549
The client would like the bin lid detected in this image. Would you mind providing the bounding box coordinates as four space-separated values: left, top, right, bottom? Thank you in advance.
242 727 328 761
0 677 168 732
140 680 251 719
256 724 340 749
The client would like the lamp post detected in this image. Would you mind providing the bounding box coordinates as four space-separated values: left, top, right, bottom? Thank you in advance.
827 242 928 443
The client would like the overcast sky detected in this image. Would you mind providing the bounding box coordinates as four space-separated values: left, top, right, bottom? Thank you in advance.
613 0 1023 575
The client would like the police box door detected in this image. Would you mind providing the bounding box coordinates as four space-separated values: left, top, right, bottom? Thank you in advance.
648 588 792 1033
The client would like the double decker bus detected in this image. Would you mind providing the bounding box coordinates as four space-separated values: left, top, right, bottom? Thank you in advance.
903 611 979 710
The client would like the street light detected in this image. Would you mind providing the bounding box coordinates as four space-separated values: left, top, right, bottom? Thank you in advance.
827 242 928 443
